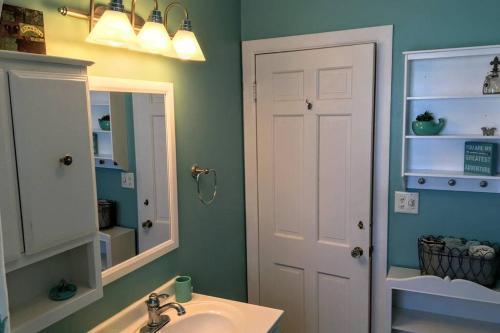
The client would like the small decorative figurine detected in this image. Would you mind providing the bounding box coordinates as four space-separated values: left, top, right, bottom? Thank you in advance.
412 111 445 136
483 57 500 94
481 127 497 136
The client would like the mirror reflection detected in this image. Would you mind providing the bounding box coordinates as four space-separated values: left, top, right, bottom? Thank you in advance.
90 91 170 271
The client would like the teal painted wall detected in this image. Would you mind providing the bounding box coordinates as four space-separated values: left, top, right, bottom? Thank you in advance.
3 0 245 331
241 0 500 268
95 93 138 231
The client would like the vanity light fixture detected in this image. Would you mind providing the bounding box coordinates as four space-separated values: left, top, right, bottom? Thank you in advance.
85 0 137 48
58 0 205 61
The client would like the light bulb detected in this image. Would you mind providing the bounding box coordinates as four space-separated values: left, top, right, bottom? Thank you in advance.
137 22 175 57
172 30 205 61
86 10 137 48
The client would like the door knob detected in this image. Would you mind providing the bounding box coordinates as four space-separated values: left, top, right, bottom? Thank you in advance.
59 154 73 166
142 220 153 229
351 247 364 258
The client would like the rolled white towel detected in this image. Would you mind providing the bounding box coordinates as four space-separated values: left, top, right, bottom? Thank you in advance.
469 245 496 259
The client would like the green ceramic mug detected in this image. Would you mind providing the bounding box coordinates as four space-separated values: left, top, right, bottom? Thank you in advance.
175 276 193 303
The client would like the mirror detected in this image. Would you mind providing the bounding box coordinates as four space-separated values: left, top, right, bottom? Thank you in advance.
88 77 178 285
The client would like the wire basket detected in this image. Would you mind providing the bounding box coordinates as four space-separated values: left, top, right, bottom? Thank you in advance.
418 235 500 287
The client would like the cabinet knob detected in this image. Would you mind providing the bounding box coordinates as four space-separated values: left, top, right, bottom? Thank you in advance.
59 154 73 166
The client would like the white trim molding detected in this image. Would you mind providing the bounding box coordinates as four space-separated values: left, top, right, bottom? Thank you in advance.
88 76 179 286
241 25 393 333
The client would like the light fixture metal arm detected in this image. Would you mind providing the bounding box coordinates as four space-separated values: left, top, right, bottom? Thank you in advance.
164 1 190 36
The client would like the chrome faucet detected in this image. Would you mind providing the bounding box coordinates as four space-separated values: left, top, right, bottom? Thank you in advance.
140 293 186 333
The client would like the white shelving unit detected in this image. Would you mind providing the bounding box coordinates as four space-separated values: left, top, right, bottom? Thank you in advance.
6 238 102 333
387 266 500 333
90 91 129 170
402 45 500 193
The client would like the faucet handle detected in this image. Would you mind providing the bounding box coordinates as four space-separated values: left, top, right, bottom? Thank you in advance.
146 293 170 308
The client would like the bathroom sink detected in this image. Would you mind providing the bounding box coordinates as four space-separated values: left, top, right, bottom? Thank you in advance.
159 301 242 333
90 278 283 333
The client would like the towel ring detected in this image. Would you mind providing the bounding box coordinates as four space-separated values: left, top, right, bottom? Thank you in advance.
191 164 217 205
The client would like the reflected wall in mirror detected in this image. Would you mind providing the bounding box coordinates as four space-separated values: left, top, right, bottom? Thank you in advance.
88 77 178 285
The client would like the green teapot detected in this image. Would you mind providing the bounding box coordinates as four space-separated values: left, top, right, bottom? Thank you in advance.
412 111 445 136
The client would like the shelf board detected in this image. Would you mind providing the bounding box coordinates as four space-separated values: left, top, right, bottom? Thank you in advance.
94 154 113 160
406 135 500 140
392 307 500 333
407 95 500 100
93 129 111 134
10 285 100 333
405 169 500 180
388 266 500 303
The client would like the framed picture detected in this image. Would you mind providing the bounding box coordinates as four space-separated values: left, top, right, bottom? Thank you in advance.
0 4 46 54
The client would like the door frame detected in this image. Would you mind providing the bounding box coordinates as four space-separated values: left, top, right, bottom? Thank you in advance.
242 25 393 333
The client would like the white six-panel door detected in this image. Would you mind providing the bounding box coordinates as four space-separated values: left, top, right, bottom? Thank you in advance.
256 44 375 333
133 93 170 253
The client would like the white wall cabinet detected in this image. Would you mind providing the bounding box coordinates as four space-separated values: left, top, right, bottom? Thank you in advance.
8 71 97 255
91 91 129 170
0 51 102 333
402 45 500 193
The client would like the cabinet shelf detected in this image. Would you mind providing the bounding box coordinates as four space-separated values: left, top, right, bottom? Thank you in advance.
407 95 500 100
92 129 111 134
392 307 500 333
10 285 100 333
387 266 500 304
388 266 500 333
404 169 500 180
405 135 500 140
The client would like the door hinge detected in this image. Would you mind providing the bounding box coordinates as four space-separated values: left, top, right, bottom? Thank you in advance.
369 245 374 257
253 81 257 102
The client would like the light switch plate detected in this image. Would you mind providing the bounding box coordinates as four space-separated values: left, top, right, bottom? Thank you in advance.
394 191 419 214
121 172 135 189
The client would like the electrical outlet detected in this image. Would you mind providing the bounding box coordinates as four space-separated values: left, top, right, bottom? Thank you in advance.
394 191 419 214
121 172 135 189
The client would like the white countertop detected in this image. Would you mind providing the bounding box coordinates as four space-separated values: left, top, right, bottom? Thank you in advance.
90 277 283 333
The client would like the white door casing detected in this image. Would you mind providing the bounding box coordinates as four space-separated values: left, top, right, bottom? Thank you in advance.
242 26 393 333
256 44 375 332
133 93 170 253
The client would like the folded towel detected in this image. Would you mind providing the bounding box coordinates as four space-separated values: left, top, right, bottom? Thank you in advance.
443 237 467 252
465 240 481 248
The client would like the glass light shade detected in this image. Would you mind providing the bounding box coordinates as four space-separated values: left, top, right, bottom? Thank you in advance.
137 22 176 57
86 10 137 48
172 30 205 61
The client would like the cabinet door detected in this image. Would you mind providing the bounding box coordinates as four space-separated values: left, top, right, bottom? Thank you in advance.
0 69 24 261
8 70 98 255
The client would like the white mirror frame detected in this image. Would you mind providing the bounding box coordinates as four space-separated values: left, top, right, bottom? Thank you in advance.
88 76 178 286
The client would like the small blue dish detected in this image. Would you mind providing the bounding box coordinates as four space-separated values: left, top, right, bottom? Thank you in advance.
49 279 77 301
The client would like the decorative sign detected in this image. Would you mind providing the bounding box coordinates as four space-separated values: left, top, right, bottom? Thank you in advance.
464 142 498 176
0 4 46 54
